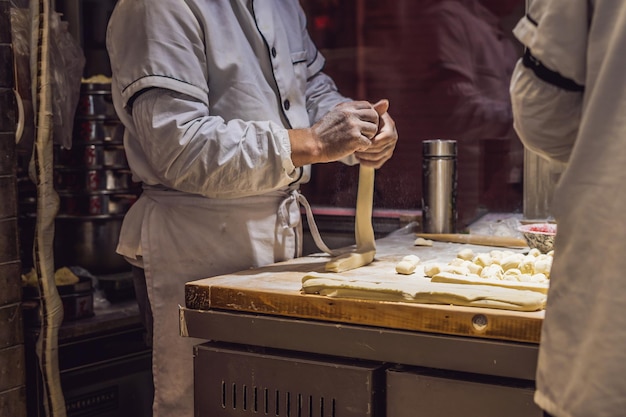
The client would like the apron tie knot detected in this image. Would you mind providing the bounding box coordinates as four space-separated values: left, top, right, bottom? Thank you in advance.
278 189 340 257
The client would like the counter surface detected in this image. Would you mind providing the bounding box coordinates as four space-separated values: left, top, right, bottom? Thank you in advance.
185 230 544 344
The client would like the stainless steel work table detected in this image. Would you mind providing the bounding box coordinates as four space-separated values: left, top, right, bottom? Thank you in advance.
181 229 544 417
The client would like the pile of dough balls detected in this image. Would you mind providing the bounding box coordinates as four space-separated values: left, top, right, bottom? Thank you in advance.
424 248 552 283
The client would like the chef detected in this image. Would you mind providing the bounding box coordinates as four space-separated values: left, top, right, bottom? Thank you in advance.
510 1 626 416
105 1 398 416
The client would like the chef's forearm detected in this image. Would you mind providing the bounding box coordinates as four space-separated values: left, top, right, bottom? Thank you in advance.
288 127 323 167
288 100 381 167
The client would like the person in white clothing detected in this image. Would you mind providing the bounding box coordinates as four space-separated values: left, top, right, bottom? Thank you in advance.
510 1 626 416
105 1 398 416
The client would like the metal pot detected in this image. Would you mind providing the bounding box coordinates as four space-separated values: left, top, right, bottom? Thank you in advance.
54 168 139 193
54 143 128 169
74 119 124 144
54 215 130 274
58 191 138 216
76 86 117 120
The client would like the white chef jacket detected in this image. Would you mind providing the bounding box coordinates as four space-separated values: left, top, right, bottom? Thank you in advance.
510 1 626 416
106 1 350 417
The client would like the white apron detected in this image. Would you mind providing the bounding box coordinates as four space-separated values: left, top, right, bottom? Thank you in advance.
133 187 302 417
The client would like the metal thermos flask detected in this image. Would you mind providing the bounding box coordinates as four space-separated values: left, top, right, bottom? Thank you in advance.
422 139 457 233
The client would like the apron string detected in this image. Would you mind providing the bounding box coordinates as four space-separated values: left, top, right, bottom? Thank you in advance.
278 189 341 258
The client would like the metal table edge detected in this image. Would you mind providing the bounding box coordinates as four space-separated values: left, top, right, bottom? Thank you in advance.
180 307 538 381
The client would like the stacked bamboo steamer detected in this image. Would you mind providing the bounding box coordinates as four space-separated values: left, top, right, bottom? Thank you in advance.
53 80 139 274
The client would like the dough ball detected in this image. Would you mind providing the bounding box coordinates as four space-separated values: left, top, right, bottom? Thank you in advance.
423 263 442 277
473 253 492 267
518 256 536 274
451 259 481 275
402 254 421 265
395 254 421 275
465 262 483 276
534 257 552 277
448 257 467 267
531 273 549 283
457 248 475 261
503 268 522 281
500 253 524 271
441 265 471 276
480 264 504 280
414 237 434 246
489 250 506 263
396 260 417 275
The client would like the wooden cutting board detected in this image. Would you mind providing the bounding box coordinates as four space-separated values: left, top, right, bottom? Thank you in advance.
185 232 544 344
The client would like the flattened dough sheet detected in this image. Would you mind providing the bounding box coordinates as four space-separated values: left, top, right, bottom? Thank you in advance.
301 273 547 312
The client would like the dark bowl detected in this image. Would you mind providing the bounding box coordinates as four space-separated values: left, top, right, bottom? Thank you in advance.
518 223 557 253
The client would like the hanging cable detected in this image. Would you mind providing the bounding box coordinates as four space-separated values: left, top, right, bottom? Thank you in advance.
30 0 66 415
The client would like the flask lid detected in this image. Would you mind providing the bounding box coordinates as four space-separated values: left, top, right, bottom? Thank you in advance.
423 139 457 157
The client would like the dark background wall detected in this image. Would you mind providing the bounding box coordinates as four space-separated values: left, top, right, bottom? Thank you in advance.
299 0 525 228
0 0 28 415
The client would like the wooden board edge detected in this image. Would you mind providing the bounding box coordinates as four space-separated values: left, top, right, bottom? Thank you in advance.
200 286 543 344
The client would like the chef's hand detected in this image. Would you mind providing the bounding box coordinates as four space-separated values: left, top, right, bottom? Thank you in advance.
355 99 398 169
289 100 380 167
